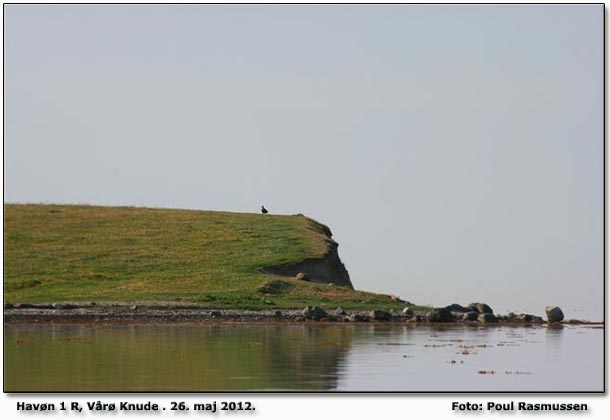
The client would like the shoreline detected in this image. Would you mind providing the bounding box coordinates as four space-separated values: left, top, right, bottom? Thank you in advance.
3 305 603 326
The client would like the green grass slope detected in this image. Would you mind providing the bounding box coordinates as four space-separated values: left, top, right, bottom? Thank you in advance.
4 204 419 310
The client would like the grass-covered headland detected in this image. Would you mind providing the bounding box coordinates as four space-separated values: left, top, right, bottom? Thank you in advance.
4 204 422 311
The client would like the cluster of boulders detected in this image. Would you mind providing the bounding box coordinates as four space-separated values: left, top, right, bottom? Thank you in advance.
302 306 394 322
301 303 566 324
410 303 546 324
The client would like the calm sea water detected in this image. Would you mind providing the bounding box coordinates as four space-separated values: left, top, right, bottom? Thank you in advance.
4 323 603 392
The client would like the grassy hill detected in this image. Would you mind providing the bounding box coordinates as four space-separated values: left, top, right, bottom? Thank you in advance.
4 204 418 310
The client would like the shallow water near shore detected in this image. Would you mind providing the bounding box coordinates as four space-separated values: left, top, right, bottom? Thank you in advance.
4 323 603 392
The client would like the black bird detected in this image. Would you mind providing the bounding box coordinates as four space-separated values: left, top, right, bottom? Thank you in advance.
261 205 268 214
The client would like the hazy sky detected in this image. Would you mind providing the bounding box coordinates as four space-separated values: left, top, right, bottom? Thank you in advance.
4 4 604 320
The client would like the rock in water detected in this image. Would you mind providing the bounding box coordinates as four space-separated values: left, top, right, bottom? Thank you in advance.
369 310 392 321
302 306 327 320
545 306 564 322
468 302 494 314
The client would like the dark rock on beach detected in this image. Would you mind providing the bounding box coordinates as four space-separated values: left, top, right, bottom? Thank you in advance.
545 306 564 322
462 311 478 321
349 313 369 322
333 307 347 316
443 303 470 313
513 313 544 323
505 312 517 321
302 306 327 320
443 304 472 319
477 313 497 323
426 308 454 322
369 310 392 321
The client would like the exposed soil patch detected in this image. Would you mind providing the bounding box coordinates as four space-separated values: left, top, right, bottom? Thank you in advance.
261 238 353 289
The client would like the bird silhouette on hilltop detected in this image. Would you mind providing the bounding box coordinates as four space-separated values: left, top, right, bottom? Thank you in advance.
261 205 268 214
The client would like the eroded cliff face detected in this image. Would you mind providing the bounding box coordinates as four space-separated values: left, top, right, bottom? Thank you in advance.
262 219 353 289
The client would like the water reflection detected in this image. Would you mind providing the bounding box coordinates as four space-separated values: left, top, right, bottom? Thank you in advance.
4 323 602 392
545 324 565 342
5 324 354 392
